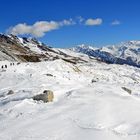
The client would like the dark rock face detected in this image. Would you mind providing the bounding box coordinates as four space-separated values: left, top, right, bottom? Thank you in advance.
7 90 14 95
91 79 97 83
45 74 54 77
122 87 132 94
16 55 41 62
33 90 54 103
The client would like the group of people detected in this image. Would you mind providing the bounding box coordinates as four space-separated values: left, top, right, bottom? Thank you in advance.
1 62 20 69
1 64 8 69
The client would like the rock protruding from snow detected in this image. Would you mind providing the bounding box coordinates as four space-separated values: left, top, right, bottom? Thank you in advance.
7 90 14 95
33 90 54 103
122 87 132 95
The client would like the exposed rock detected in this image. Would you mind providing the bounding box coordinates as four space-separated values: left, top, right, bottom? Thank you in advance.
33 90 54 103
17 62 20 65
16 54 41 62
45 74 53 77
91 77 99 83
91 79 97 83
73 66 81 72
122 87 132 95
7 90 14 95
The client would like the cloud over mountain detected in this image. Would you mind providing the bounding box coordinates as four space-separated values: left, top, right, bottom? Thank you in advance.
8 19 75 37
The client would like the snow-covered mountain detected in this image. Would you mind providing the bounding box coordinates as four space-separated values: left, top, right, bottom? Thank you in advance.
73 41 140 68
1 34 140 68
0 34 87 64
0 35 140 140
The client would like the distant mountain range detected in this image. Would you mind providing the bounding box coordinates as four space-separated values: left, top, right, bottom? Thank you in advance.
73 42 140 68
0 34 140 68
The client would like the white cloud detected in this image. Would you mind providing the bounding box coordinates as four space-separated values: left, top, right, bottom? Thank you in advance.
7 17 105 37
77 16 85 23
8 19 75 37
111 20 121 25
85 18 102 26
59 18 76 26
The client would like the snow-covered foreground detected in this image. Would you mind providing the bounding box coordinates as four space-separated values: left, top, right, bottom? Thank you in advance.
0 59 140 140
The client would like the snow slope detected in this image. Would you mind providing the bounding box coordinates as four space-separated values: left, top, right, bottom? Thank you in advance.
0 56 140 140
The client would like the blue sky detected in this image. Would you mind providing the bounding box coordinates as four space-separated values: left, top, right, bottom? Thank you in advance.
0 0 140 48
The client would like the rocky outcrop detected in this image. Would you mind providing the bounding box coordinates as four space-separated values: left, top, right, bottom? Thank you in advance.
7 90 14 95
33 90 54 103
122 87 132 94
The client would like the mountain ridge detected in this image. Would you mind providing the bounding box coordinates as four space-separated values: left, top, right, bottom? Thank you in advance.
0 34 86 64
0 33 140 68
73 42 140 68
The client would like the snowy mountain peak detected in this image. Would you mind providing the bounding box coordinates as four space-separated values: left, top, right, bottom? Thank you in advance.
73 41 140 68
73 44 98 54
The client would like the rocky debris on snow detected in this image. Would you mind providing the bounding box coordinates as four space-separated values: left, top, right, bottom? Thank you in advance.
17 62 20 65
7 90 14 95
122 87 132 94
91 77 99 83
73 66 81 72
45 74 54 77
91 79 97 83
33 90 54 103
